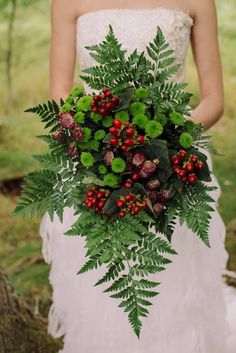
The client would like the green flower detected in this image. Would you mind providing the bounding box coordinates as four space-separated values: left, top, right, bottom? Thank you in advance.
155 113 167 126
90 140 100 151
94 129 106 141
111 157 126 173
65 96 74 105
90 112 102 123
83 127 92 142
145 120 163 138
77 141 90 150
133 113 149 129
80 152 95 167
60 103 72 113
170 112 185 126
185 119 196 131
75 111 85 124
71 85 84 98
134 87 149 99
76 95 93 112
103 173 118 187
129 102 146 116
114 110 129 123
102 116 113 128
179 132 193 148
98 165 108 175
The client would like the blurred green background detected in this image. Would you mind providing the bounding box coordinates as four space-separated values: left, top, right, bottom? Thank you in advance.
0 0 235 317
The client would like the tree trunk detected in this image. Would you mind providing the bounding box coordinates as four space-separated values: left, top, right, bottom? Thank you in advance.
0 268 62 353
6 0 16 104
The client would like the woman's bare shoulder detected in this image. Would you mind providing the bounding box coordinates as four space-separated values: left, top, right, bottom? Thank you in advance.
189 0 217 20
51 0 82 20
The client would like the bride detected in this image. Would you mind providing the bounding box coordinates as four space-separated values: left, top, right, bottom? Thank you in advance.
40 0 236 352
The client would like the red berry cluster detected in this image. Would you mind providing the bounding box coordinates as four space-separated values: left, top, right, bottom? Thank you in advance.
109 119 145 151
171 150 204 183
91 88 120 116
84 186 111 213
116 193 148 218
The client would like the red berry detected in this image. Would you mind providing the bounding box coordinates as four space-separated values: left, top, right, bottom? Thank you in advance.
142 200 148 208
102 88 110 94
178 170 186 179
125 194 133 202
131 172 140 181
112 96 120 105
126 128 135 137
187 173 197 183
91 197 97 205
98 200 106 209
124 122 129 127
119 210 126 218
121 145 129 151
190 155 198 163
136 136 145 144
178 149 187 158
171 156 180 165
116 199 125 208
106 92 113 98
106 102 114 110
85 200 93 208
93 95 101 102
109 126 119 135
113 119 122 128
100 108 108 116
110 137 119 146
87 189 94 198
173 166 181 173
125 138 134 147
97 191 104 199
91 102 98 108
184 162 194 172
195 161 204 169
134 205 141 214
124 180 132 188
92 106 100 113
105 191 111 198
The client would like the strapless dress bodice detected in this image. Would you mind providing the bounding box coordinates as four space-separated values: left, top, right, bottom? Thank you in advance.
76 8 193 92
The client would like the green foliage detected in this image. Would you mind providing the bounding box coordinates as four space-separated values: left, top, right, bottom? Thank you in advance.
25 100 60 133
66 210 175 337
81 25 192 116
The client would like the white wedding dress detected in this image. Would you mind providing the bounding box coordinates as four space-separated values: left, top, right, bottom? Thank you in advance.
40 8 236 353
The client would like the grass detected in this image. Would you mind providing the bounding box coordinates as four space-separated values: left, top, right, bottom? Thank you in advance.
0 0 235 316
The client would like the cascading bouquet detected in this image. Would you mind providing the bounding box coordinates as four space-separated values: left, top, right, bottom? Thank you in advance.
15 26 219 337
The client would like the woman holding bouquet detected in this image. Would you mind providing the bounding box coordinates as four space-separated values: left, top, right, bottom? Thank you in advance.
38 0 236 352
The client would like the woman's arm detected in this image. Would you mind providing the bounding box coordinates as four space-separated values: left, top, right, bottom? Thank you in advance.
190 0 224 130
50 0 79 102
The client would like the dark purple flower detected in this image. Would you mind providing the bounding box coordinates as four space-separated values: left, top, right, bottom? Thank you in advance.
131 152 146 168
104 150 115 166
153 203 164 214
146 179 161 191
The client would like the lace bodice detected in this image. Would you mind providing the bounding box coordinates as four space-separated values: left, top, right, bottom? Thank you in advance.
76 8 193 92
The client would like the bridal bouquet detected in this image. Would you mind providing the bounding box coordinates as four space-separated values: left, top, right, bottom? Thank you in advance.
15 26 219 337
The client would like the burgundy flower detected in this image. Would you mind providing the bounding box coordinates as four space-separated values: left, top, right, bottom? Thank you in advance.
59 112 75 129
146 179 161 191
131 152 146 168
72 127 84 140
52 129 63 140
153 203 164 214
162 188 171 200
139 160 157 178
104 150 115 166
147 191 158 203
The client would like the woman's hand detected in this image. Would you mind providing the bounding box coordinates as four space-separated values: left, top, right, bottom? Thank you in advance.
190 0 224 130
